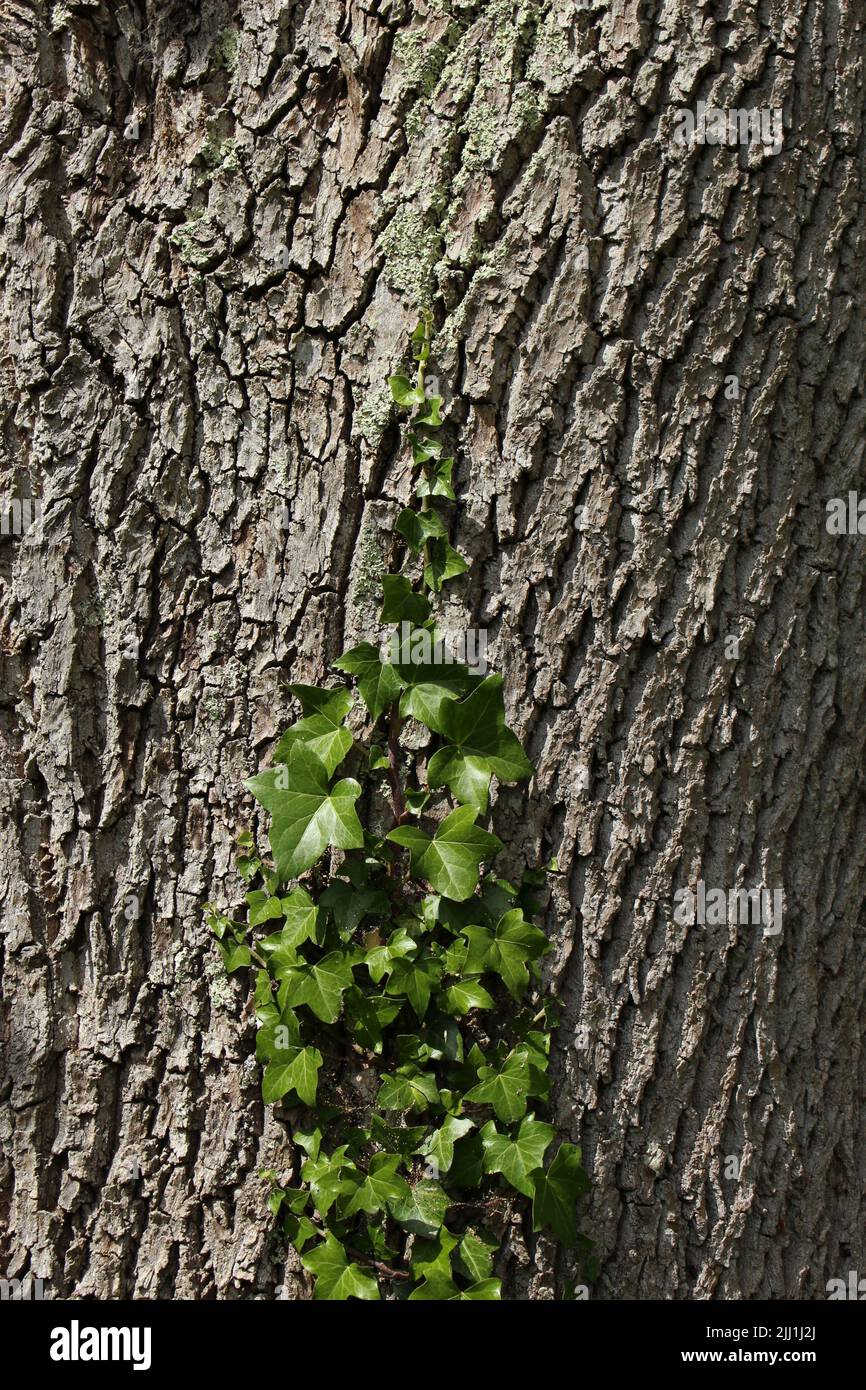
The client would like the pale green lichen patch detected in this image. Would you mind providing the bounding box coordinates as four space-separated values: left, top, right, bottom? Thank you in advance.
215 26 239 72
353 383 394 448
378 205 443 308
352 520 387 610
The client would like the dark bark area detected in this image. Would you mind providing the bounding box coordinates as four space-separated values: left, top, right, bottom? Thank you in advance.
1 0 865 1298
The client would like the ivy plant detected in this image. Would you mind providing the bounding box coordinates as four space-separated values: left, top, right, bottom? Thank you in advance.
205 313 590 1300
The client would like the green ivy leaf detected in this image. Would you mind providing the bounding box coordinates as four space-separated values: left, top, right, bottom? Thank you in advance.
409 1226 459 1283
480 1115 556 1197
262 1046 323 1106
396 507 448 555
389 1178 450 1239
342 1153 411 1217
247 743 363 881
377 1066 441 1112
423 537 468 593
442 978 495 1017
257 886 321 951
274 685 354 777
418 1115 474 1174
380 574 431 625
455 1229 498 1282
278 950 355 1023
387 805 502 901
465 1049 531 1123
320 879 388 940
389 374 425 407
486 910 550 999
384 954 443 1020
416 457 455 500
427 675 534 814
333 642 403 721
531 1143 589 1247
301 1233 381 1301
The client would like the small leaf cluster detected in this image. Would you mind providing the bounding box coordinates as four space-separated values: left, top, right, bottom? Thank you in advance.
206 315 589 1299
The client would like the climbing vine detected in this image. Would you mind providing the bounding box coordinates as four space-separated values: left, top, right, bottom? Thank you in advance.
205 314 590 1300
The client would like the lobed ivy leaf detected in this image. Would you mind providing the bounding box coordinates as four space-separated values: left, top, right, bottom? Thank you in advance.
480 1115 556 1197
278 949 355 1024
416 457 455 500
342 1153 411 1218
389 374 425 408
262 1046 323 1107
396 507 448 555
418 1114 474 1174
333 641 403 721
301 1233 380 1301
530 1143 589 1248
464 1048 531 1124
427 674 534 814
246 743 363 882
377 1066 441 1113
424 537 468 593
389 1177 450 1239
380 574 431 625
455 1229 498 1283
387 805 502 902
274 684 354 777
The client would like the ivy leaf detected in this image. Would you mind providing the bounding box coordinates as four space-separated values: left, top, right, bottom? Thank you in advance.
384 954 443 1020
344 986 402 1051
487 910 550 999
246 890 283 928
411 434 444 465
416 457 455 499
387 805 502 901
396 507 448 555
301 1147 352 1219
301 1233 380 1301
415 395 442 427
427 675 534 814
389 1178 450 1239
424 537 468 593
274 685 354 777
255 1010 300 1061
369 1115 427 1157
380 574 431 625
456 1230 498 1283
262 1046 323 1107
257 886 321 952
464 1049 531 1123
377 1067 441 1112
530 1143 589 1248
247 743 363 881
389 374 425 407
410 1226 459 1283
418 1115 474 1174
278 950 355 1023
442 978 495 1017
342 1153 411 1218
320 879 388 940
480 1115 556 1197
409 1273 501 1300
333 642 403 721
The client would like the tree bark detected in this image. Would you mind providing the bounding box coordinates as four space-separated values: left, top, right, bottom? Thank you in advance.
2 0 865 1299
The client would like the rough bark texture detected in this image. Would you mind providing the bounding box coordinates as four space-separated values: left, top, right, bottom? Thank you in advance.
2 0 865 1300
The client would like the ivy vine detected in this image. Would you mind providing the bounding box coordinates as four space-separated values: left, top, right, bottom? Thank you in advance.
205 314 591 1300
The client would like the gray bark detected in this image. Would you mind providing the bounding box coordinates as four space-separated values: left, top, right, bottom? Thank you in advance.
2 0 865 1299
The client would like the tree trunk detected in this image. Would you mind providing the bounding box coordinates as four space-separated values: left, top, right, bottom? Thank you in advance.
2 0 865 1300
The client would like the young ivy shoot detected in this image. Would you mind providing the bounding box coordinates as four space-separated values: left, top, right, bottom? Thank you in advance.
205 314 591 1300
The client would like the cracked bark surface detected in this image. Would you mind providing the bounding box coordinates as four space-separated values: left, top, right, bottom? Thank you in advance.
1 0 865 1299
